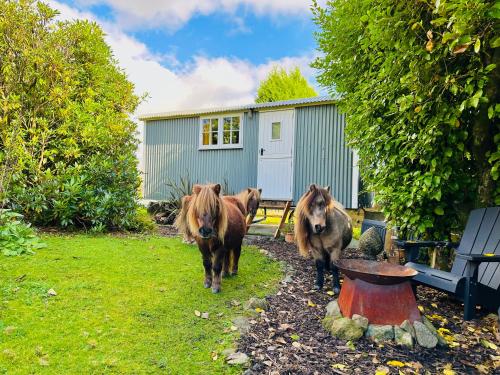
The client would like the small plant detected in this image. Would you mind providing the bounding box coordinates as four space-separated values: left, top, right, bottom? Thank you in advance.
149 175 193 225
282 221 294 234
0 210 46 256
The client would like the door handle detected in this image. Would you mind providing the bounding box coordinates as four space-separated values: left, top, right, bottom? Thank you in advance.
260 148 265 156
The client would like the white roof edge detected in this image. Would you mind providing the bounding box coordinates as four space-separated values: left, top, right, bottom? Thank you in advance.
138 96 337 121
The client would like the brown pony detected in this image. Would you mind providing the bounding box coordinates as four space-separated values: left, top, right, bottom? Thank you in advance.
175 187 261 242
223 188 262 226
294 184 353 294
185 184 246 293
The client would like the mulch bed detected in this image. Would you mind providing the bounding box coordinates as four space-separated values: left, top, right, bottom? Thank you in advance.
238 237 499 375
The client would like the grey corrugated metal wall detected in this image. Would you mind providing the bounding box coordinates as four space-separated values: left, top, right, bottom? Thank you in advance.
143 112 258 200
293 105 353 207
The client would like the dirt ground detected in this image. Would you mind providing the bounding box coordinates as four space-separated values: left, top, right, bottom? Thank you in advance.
239 237 499 375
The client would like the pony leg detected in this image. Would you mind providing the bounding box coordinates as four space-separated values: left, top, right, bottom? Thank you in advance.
313 258 325 290
211 247 225 293
231 245 241 276
202 252 212 288
222 250 231 278
329 248 342 295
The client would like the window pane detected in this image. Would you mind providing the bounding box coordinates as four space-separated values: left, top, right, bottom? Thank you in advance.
223 130 231 144
211 118 218 132
272 122 281 140
211 132 218 145
223 118 231 131
202 119 210 132
232 117 240 131
202 131 210 145
232 130 239 144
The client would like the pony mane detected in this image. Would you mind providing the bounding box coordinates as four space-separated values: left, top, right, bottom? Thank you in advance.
236 188 261 211
187 184 228 242
294 186 334 257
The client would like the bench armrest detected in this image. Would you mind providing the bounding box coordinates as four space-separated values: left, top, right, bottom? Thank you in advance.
455 254 500 262
395 240 458 249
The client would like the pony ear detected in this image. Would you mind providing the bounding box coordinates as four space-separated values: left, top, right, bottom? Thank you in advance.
192 184 202 195
325 185 331 192
247 188 252 194
258 188 262 194
212 183 221 196
309 184 317 192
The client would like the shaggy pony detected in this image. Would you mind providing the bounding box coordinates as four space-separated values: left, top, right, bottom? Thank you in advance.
294 184 352 293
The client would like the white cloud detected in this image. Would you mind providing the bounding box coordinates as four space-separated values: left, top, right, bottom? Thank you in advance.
75 0 326 31
47 1 320 171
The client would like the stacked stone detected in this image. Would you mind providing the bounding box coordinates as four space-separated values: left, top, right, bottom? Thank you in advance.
322 300 445 349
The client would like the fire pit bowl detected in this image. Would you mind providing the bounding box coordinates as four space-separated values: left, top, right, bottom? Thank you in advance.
335 259 421 324
334 259 418 285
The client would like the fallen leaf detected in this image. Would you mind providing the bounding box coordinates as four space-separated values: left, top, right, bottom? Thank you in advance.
466 326 475 333
291 341 301 348
327 291 335 296
47 289 57 296
418 305 425 313
443 363 455 375
475 364 489 374
331 363 347 370
194 310 201 317
346 341 355 350
307 300 316 307
290 334 300 341
201 312 209 319
375 366 389 375
431 303 438 308
230 325 238 331
211 352 218 361
255 308 264 313
39 356 49 366
480 339 498 350
387 360 405 368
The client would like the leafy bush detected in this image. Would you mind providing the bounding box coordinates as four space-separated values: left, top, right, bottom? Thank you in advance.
313 0 499 238
0 1 142 231
0 210 46 256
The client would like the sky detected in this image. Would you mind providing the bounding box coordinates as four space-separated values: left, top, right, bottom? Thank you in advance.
47 0 327 116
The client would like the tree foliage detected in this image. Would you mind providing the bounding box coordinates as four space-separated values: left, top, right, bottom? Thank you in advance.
313 0 499 237
256 66 318 103
0 0 142 231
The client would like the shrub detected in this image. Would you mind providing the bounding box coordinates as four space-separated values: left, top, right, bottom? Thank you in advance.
0 210 46 256
0 1 142 231
312 0 499 238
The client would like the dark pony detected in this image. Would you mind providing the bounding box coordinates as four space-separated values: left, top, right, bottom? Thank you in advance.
185 184 246 293
294 184 352 294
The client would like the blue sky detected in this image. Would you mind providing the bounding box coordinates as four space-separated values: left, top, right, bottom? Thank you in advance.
49 0 325 114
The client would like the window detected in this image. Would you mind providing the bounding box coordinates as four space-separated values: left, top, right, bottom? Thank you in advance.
271 122 281 140
200 114 242 149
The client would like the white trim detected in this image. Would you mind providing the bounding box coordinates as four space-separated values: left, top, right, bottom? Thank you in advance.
199 113 243 150
351 150 359 208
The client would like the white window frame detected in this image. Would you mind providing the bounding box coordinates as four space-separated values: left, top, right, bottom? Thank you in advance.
199 113 243 150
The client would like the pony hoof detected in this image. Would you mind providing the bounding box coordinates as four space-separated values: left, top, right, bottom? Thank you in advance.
204 281 212 288
211 287 220 294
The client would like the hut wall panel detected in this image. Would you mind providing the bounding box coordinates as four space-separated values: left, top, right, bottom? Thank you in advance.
293 104 353 207
143 112 258 200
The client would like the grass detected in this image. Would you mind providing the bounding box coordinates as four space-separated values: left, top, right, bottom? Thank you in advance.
0 235 282 374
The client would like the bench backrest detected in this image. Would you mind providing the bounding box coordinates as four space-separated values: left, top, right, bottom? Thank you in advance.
451 207 500 290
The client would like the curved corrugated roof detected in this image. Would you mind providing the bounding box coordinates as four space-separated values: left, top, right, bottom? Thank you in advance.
138 96 336 121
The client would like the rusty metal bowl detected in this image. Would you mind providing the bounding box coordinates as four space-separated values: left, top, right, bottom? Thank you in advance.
334 259 418 285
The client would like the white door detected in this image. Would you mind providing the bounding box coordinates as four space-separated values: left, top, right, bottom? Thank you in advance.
257 110 295 200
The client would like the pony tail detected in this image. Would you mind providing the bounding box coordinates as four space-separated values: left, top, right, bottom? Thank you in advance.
294 192 311 258
174 195 191 235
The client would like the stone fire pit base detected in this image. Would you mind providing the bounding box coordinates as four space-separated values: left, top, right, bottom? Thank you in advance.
322 300 446 349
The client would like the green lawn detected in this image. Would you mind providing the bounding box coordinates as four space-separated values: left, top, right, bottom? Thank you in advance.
0 235 282 374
